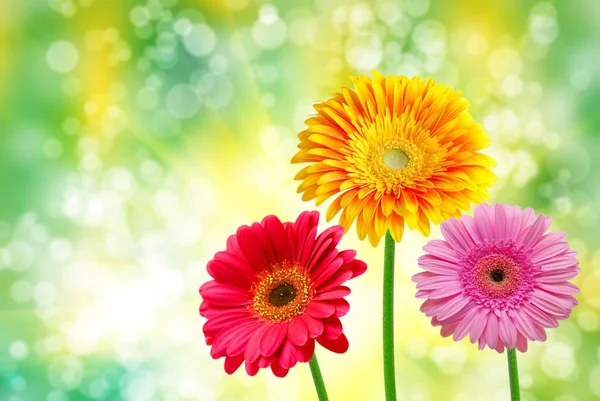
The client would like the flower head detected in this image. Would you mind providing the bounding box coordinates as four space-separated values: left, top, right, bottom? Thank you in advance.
292 73 496 246
199 211 366 377
412 203 579 352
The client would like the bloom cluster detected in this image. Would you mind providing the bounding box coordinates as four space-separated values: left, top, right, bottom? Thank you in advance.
198 74 579 395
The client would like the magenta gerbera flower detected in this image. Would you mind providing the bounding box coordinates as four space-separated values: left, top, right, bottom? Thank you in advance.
412 203 579 352
199 211 366 377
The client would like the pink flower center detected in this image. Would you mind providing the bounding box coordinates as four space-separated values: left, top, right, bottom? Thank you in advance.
472 253 522 299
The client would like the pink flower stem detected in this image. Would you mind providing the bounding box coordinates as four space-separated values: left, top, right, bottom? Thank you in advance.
507 348 521 400
309 352 329 401
383 231 397 401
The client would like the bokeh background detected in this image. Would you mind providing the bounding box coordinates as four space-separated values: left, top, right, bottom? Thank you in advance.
1 0 599 400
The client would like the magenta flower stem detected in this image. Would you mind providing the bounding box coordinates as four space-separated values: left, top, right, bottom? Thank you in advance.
383 231 397 401
507 348 521 400
309 352 329 401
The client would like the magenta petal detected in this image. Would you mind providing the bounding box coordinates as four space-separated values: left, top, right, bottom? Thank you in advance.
345 259 367 278
224 354 244 374
271 361 289 378
317 332 349 353
200 281 250 307
305 301 336 319
237 226 269 272
260 324 288 357
300 314 324 338
262 215 291 262
245 360 259 376
332 298 350 316
245 324 269 362
313 286 351 301
296 339 315 363
322 317 343 339
207 259 252 289
316 269 353 293
288 317 309 346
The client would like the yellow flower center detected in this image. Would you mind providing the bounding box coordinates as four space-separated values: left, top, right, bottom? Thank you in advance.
249 260 313 322
344 114 444 195
382 148 410 169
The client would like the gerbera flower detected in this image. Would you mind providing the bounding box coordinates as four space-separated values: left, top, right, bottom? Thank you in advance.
291 72 496 246
412 203 579 352
199 211 366 377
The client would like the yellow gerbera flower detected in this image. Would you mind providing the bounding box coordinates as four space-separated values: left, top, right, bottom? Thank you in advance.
291 73 496 247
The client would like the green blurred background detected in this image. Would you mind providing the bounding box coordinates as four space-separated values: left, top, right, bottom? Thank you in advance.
1 0 599 400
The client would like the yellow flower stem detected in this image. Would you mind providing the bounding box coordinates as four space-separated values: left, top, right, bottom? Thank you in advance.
309 352 329 401
383 231 397 401
507 348 521 400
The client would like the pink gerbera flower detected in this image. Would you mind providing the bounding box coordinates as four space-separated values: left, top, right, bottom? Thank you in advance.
200 211 366 377
412 203 579 352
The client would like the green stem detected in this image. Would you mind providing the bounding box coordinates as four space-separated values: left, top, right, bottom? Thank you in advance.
383 231 397 401
309 352 329 401
507 348 521 401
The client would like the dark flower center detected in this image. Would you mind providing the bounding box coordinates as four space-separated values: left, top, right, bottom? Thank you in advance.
490 268 505 283
269 283 297 307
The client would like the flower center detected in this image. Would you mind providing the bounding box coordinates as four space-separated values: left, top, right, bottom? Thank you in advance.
269 283 297 307
250 260 313 322
472 253 522 299
490 269 505 283
382 148 409 169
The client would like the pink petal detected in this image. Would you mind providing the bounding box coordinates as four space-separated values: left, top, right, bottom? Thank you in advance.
539 257 578 271
512 310 539 340
484 313 499 349
423 240 460 262
515 332 528 352
435 295 470 320
529 291 570 316
522 304 558 328
461 215 482 243
293 211 320 263
452 306 478 341
417 255 459 275
415 274 461 290
474 203 495 242
317 332 349 353
494 203 508 240
306 226 344 269
517 215 550 251
469 309 488 343
260 324 288 357
531 240 570 264
440 218 474 255
425 282 463 299
538 282 579 296
498 313 517 347
288 317 309 346
536 267 580 282
298 226 318 267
